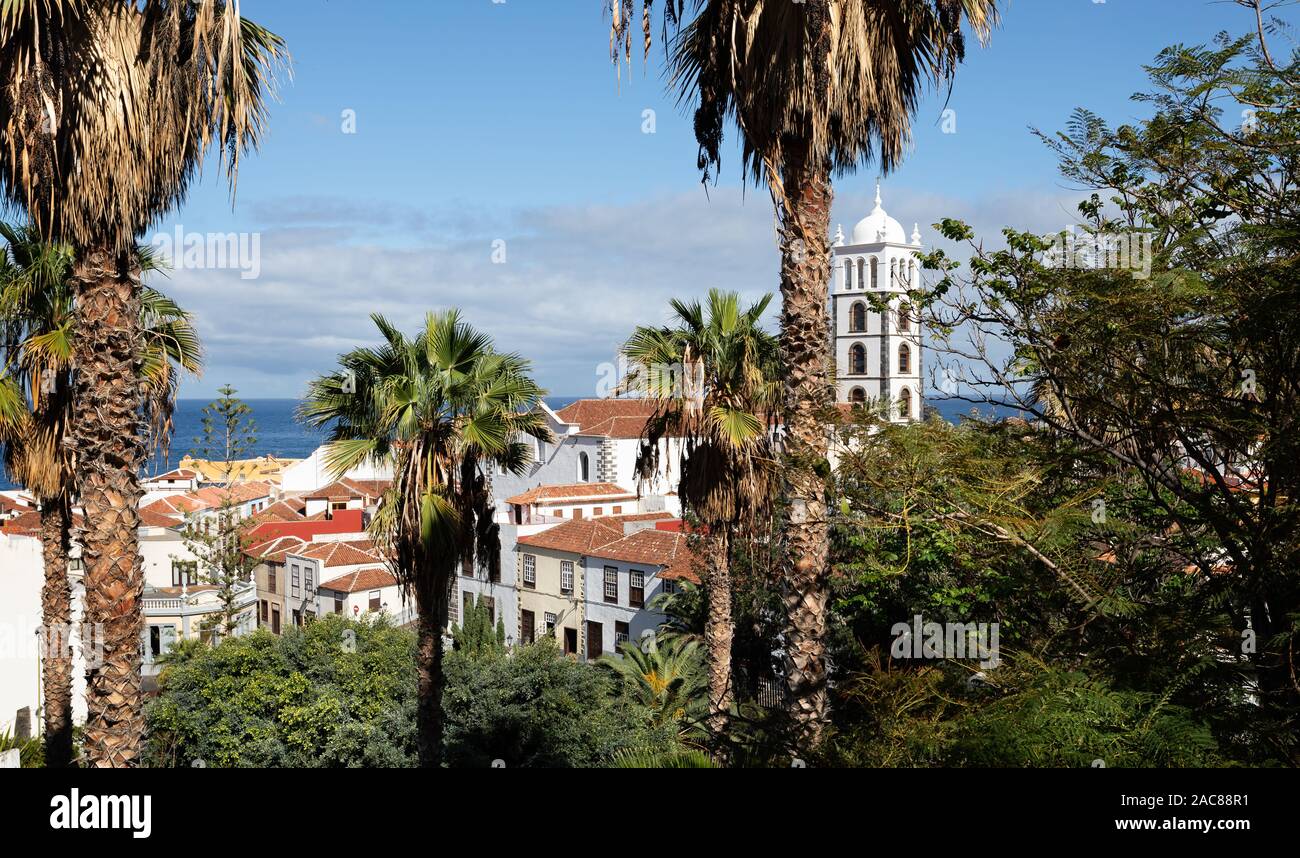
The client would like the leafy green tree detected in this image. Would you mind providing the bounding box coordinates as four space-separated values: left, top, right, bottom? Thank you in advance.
145 615 418 768
443 640 680 768
825 412 1261 766
925 10 1300 762
622 288 781 737
300 311 549 767
450 594 506 658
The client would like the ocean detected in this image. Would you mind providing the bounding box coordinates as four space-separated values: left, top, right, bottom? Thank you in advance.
0 395 1020 491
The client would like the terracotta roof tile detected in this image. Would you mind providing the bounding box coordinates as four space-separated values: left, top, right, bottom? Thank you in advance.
590 529 701 583
516 519 624 555
304 478 390 501
245 535 308 563
554 399 658 439
320 566 399 593
505 482 636 505
298 541 383 568
139 508 183 528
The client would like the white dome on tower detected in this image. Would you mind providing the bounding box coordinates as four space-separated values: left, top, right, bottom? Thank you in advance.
850 182 907 245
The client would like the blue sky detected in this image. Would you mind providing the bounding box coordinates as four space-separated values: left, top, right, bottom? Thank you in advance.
155 0 1259 398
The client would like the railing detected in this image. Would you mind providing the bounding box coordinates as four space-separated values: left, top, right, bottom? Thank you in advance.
143 597 185 612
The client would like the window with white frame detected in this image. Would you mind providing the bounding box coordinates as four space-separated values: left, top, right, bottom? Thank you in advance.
662 578 679 595
560 560 574 594
523 554 536 589
603 566 618 603
544 612 557 633
291 565 301 597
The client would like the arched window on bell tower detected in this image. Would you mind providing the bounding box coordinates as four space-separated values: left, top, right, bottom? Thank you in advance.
843 258 853 290
856 258 864 290
850 344 866 375
850 302 866 333
579 451 590 482
908 259 917 287
898 303 912 333
898 343 912 374
870 257 879 289
899 388 913 420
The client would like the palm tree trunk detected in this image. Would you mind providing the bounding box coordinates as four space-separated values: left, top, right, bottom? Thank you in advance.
704 528 734 739
414 568 450 767
39 496 75 768
775 137 833 748
70 246 146 768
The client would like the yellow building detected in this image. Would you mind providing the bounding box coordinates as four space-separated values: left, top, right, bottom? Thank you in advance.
514 519 624 656
176 454 301 485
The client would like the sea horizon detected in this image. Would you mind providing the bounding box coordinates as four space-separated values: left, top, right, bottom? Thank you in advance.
0 395 1022 492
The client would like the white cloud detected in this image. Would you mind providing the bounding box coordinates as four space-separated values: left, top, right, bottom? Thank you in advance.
158 184 1081 399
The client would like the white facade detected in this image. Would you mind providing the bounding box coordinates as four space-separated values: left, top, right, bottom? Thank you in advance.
0 533 88 731
280 446 393 494
581 554 677 660
831 184 923 422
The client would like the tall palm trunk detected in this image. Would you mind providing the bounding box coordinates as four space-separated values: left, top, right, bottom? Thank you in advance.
414 566 450 768
704 528 734 739
776 138 833 748
70 246 146 768
39 495 74 767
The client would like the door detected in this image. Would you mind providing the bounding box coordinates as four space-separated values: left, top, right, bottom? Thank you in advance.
586 621 603 661
271 605 281 635
563 627 577 656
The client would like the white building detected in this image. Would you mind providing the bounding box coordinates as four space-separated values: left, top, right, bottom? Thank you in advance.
831 183 924 421
581 528 697 660
280 446 393 494
0 526 88 731
318 566 403 622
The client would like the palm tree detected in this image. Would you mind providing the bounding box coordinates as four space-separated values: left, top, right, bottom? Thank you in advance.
0 1 285 766
622 288 780 740
606 0 998 747
300 311 549 767
0 223 201 767
602 634 708 733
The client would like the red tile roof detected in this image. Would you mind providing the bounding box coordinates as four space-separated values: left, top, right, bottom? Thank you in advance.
0 493 33 514
590 529 700 582
298 540 383 568
505 482 636 505
191 482 275 507
516 519 624 555
139 508 183 528
141 495 206 517
245 535 308 564
147 468 198 482
319 566 399 593
554 399 658 439
249 497 308 524
1 510 41 536
304 478 390 501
